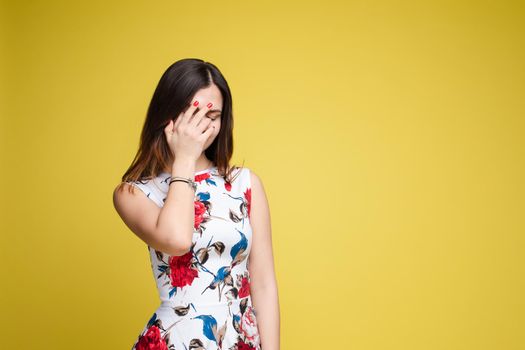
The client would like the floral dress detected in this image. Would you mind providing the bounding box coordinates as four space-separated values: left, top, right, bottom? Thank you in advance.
128 166 261 350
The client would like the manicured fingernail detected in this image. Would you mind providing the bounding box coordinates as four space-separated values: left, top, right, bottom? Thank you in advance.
193 101 199 106
207 102 213 108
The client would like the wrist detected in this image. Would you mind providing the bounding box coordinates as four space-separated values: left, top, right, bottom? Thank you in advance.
173 156 196 167
169 177 197 192
172 157 196 178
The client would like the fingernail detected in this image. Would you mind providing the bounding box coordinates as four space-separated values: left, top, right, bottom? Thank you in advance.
207 102 213 108
193 101 199 106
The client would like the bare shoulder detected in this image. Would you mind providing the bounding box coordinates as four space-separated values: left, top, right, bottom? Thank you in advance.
113 182 139 206
247 168 270 208
113 182 141 218
113 182 130 202
246 167 262 186
112 180 158 217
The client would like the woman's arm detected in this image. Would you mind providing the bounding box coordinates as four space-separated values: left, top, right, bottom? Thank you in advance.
113 157 198 256
248 170 280 350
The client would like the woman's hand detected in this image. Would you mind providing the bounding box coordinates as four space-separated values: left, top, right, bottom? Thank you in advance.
164 100 215 162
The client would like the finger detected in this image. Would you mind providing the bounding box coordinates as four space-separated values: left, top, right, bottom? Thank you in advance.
195 115 212 133
182 99 201 124
200 123 215 140
190 102 213 128
174 114 183 130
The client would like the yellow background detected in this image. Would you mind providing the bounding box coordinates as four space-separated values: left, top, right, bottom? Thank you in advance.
1 0 524 349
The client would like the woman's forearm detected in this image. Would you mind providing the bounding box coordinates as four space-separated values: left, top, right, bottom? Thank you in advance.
156 157 196 255
251 284 281 350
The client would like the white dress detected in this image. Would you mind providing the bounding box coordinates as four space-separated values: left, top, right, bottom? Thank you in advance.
128 166 261 350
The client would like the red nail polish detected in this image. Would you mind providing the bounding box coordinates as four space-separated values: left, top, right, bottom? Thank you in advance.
207 102 213 108
193 101 199 106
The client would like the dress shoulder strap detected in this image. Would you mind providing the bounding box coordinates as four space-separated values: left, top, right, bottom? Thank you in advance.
231 166 252 216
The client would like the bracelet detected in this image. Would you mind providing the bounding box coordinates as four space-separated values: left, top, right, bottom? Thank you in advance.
169 177 197 192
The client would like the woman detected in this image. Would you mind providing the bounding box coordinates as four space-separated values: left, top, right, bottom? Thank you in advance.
113 58 280 350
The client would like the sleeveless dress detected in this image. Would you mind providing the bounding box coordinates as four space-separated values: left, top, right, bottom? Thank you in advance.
128 166 261 350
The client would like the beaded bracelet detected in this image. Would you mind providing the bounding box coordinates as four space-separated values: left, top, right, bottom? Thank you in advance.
169 177 197 192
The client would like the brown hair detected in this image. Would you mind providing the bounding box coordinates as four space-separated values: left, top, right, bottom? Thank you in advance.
116 58 244 193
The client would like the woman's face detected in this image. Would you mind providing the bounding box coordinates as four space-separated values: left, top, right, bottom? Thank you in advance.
187 84 223 150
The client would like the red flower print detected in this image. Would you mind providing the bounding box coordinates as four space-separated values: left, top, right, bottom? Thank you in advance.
238 276 251 298
135 325 168 350
194 172 211 183
236 339 257 350
240 306 260 347
244 188 251 218
194 200 206 229
225 181 232 191
168 251 198 288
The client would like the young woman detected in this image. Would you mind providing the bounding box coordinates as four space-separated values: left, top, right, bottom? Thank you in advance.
113 58 280 350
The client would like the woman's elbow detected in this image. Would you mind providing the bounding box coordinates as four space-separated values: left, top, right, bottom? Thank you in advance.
163 230 193 256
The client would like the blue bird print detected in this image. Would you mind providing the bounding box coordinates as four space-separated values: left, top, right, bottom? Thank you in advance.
192 314 227 349
201 265 233 301
232 313 242 334
230 228 248 267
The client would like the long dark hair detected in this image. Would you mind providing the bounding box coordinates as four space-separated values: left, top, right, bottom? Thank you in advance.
117 58 244 192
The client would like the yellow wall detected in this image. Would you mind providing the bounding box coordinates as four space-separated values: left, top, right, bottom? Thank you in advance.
1 0 524 349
